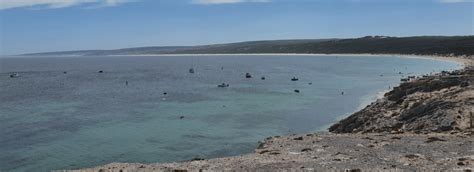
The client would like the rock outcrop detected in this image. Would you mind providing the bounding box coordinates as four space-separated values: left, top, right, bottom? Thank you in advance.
329 67 474 134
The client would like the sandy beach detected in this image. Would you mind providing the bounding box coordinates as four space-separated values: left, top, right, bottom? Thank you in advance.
107 53 471 64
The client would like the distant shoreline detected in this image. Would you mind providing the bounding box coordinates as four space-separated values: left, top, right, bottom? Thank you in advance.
14 36 474 59
11 53 467 67
7 53 469 77
108 53 471 66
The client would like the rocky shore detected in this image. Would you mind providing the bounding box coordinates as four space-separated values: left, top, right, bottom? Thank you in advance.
70 56 473 172
329 66 474 134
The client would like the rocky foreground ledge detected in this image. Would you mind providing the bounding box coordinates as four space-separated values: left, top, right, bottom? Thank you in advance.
67 133 472 172
70 57 474 172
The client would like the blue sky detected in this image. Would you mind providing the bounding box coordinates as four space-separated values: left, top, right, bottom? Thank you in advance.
0 0 472 55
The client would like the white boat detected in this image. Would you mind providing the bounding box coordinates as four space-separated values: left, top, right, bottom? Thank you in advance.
9 73 20 78
245 73 252 78
217 83 230 88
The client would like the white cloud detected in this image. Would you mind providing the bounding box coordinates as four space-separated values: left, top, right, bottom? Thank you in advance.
191 0 270 5
439 0 473 3
0 0 133 10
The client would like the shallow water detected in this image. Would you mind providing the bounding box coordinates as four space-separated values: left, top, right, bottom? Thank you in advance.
0 55 460 171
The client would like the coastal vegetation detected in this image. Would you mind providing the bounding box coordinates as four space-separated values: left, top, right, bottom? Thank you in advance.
23 36 474 57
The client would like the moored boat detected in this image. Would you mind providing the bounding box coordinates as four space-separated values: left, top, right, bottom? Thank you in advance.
245 73 252 78
218 83 230 88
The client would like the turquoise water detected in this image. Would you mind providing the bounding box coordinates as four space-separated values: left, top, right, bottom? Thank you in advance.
0 55 461 171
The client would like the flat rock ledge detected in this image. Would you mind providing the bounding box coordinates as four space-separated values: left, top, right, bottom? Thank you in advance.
62 133 473 172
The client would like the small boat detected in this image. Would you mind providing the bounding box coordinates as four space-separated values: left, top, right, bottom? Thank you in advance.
189 68 195 74
98 70 104 73
291 77 299 81
261 76 266 80
218 83 230 88
245 73 252 78
294 89 300 93
9 73 20 78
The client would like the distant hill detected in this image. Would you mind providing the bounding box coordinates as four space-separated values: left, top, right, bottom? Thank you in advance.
22 36 474 57
22 46 196 56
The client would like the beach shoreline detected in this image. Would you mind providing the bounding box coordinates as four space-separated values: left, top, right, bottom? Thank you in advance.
8 53 471 68
105 53 470 64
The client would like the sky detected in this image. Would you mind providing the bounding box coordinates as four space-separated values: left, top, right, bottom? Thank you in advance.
0 0 472 55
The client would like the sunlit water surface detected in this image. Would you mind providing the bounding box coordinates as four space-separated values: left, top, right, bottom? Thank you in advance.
0 55 461 171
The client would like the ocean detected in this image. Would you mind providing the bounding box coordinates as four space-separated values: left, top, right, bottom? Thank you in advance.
0 55 461 171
